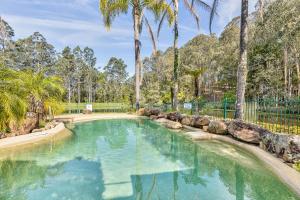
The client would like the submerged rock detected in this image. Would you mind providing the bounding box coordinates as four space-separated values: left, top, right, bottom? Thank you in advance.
155 118 182 129
208 120 228 135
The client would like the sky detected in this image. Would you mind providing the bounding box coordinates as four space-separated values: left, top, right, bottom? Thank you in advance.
0 0 256 74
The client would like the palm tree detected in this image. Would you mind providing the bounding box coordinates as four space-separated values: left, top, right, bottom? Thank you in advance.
0 67 27 132
23 71 64 125
210 0 249 119
99 0 173 111
158 0 212 111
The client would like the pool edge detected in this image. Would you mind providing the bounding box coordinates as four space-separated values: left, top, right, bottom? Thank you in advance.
182 125 300 197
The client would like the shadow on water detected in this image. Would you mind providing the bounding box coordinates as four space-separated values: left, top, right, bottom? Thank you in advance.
0 158 105 200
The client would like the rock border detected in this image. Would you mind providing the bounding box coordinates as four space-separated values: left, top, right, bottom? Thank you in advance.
140 108 300 196
140 109 300 165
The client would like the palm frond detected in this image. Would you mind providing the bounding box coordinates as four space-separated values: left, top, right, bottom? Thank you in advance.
99 0 129 29
193 0 211 11
157 1 174 38
183 0 200 29
144 16 157 54
209 0 220 34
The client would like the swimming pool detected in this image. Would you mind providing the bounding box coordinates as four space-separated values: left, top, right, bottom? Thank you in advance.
0 119 299 200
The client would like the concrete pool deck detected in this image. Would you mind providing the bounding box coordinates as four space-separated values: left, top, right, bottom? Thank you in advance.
0 113 299 197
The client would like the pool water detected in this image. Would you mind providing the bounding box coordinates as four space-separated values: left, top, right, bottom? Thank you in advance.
0 119 299 200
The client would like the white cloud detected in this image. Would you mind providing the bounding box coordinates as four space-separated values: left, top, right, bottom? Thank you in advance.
2 14 132 47
4 14 130 34
213 0 256 34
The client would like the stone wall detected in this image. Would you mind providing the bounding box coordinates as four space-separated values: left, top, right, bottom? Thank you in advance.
140 108 300 171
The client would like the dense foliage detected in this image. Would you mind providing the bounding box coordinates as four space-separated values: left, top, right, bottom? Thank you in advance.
0 0 299 131
140 0 300 105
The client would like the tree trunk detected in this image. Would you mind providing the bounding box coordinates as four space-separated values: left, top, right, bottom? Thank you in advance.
77 80 81 104
296 59 300 96
68 80 71 104
134 5 141 111
257 0 264 22
194 75 200 112
172 0 179 111
235 0 248 120
288 65 292 98
284 46 288 97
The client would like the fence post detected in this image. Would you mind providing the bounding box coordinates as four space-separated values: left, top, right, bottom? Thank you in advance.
223 98 227 120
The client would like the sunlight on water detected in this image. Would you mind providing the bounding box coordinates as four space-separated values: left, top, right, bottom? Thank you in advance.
0 119 299 200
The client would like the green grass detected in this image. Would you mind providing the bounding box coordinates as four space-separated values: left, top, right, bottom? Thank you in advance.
63 102 132 113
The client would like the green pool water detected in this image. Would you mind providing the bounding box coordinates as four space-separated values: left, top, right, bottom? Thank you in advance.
0 119 299 200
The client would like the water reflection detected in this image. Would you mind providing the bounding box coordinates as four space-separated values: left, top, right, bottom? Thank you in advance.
0 119 298 200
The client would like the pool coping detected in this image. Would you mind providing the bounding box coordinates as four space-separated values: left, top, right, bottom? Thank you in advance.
182 125 300 197
0 122 66 149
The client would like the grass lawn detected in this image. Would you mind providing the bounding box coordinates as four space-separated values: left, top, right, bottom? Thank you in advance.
63 102 132 112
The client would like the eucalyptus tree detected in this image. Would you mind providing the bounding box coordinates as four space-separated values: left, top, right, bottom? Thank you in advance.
0 17 14 52
103 57 128 102
13 32 56 73
73 46 84 104
56 47 76 104
158 0 213 111
83 47 97 103
99 0 174 110
181 34 218 111
210 0 249 119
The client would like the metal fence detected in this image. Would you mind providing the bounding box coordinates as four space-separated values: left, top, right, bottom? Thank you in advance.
150 98 300 134
63 103 133 114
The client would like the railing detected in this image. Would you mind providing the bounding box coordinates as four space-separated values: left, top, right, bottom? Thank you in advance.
148 98 300 134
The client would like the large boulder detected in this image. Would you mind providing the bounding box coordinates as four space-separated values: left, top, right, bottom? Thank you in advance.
193 116 211 128
155 118 182 129
17 112 39 135
45 121 59 130
138 108 160 117
150 115 159 120
138 108 146 116
83 109 92 114
228 120 263 144
149 109 160 116
208 120 228 135
166 112 182 122
260 132 300 163
181 115 194 126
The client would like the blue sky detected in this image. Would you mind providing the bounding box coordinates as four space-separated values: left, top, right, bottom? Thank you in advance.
0 0 255 74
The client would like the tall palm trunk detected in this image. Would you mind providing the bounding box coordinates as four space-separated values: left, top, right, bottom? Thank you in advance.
172 0 179 111
235 0 248 120
134 5 141 111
